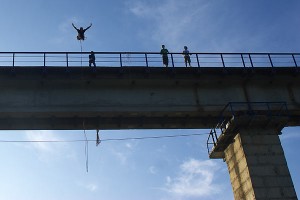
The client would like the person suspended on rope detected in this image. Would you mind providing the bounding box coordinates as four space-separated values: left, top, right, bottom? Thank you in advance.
72 23 92 40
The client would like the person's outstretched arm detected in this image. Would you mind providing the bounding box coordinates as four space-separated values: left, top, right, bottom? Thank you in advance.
84 23 92 31
72 23 79 31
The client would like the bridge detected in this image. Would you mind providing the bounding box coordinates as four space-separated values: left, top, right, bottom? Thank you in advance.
0 51 299 130
0 51 299 199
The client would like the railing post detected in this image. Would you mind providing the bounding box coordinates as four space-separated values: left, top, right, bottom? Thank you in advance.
207 134 211 154
66 53 69 68
12 53 15 67
249 54 254 67
120 53 123 67
196 54 200 67
43 53 46 67
241 54 246 67
221 54 225 67
171 53 174 67
211 132 216 147
145 53 148 67
292 54 298 67
213 129 218 145
268 54 274 67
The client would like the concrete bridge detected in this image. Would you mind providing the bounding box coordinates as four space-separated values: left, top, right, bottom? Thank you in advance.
0 52 299 199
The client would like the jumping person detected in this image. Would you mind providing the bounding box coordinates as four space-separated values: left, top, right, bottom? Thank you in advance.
72 23 92 40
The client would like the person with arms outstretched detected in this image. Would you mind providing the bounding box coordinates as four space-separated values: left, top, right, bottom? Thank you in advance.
72 23 92 40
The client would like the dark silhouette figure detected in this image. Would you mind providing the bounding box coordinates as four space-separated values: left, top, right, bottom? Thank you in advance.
182 46 192 67
89 51 96 67
160 45 169 67
72 23 92 40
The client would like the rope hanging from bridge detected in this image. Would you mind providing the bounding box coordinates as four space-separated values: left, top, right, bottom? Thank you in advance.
80 40 83 67
83 121 89 173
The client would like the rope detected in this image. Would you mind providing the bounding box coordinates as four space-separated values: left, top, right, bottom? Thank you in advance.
0 133 209 143
80 40 83 67
83 121 89 173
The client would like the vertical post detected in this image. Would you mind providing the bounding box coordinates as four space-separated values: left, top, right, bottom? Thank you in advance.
292 54 298 67
12 53 15 67
221 54 225 67
268 53 274 67
171 53 175 67
213 129 218 143
120 53 123 67
241 54 246 67
249 54 254 67
66 53 69 68
145 53 148 67
196 54 200 67
43 53 46 67
211 130 217 146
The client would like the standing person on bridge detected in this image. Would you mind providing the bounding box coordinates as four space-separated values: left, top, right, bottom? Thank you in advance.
182 46 192 67
160 45 169 67
72 23 92 40
89 51 96 67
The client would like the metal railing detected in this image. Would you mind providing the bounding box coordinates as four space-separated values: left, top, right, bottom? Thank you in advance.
206 102 289 156
0 52 299 68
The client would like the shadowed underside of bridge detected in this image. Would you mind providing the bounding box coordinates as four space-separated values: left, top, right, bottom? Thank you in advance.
0 66 300 130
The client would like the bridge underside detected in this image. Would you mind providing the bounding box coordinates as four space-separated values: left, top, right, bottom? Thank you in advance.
0 66 299 130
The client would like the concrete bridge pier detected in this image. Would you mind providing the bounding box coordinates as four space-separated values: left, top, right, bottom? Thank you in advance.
209 116 297 200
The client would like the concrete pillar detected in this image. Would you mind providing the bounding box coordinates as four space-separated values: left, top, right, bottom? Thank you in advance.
224 128 297 200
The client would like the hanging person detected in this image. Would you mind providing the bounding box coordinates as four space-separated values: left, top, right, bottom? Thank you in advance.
72 23 92 40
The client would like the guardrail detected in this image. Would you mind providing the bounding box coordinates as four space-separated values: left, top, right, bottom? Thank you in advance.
206 102 289 156
0 52 299 68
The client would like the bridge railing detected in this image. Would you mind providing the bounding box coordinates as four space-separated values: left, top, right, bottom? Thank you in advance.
206 102 289 156
0 52 299 68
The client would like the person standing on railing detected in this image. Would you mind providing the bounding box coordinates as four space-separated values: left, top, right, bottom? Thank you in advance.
160 45 169 67
182 46 192 67
89 51 96 67
72 23 92 40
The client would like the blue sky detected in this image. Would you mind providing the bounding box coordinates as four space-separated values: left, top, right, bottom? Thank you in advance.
0 0 299 199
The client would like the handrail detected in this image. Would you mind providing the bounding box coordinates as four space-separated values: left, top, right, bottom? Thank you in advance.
0 52 299 68
206 101 289 156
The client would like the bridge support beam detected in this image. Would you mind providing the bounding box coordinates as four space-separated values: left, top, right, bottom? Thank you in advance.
225 129 297 199
209 116 297 199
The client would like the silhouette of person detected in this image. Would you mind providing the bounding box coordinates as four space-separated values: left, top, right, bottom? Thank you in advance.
160 45 169 67
89 51 96 67
72 23 92 40
182 46 192 67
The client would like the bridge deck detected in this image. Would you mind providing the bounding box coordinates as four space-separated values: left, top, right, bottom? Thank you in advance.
0 66 299 130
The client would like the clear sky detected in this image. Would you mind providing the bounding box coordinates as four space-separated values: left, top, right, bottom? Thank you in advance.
0 0 299 200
